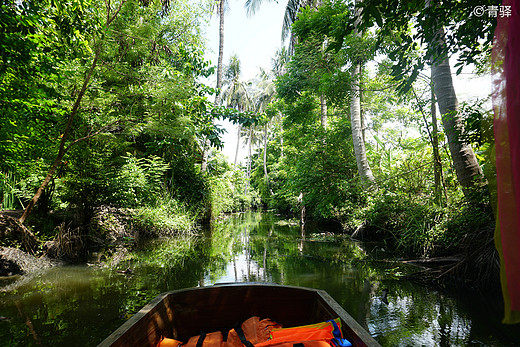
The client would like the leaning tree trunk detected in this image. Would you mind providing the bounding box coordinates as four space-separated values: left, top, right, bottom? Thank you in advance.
430 49 484 197
18 1 126 224
19 47 101 224
426 1 484 199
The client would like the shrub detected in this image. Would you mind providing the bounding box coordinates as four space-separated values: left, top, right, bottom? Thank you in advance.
133 197 197 237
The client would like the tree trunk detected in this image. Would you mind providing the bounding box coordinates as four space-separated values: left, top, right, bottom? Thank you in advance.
351 64 375 184
320 94 327 129
426 1 484 199
202 0 225 173
279 112 284 158
18 1 127 224
431 57 484 196
234 123 242 166
431 79 446 204
360 87 366 143
244 127 252 195
215 0 225 106
351 1 375 184
263 124 269 190
298 192 305 229
201 138 210 173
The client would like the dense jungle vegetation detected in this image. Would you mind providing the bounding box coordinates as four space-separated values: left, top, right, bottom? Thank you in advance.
0 0 499 289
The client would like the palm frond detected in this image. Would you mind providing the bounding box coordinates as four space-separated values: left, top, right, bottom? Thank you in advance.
245 0 275 17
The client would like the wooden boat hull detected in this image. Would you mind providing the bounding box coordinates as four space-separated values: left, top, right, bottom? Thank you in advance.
98 283 381 347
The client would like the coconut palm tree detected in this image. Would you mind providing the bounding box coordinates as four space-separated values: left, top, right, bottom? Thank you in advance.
241 123 264 194
202 0 228 172
429 32 484 197
251 48 290 193
424 0 484 198
215 0 226 105
220 55 252 166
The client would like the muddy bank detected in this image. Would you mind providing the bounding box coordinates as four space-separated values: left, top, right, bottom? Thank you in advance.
0 246 60 290
1 206 144 277
0 247 56 277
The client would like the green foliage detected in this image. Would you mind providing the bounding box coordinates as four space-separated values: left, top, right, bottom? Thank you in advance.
0 0 96 174
355 0 498 91
281 92 317 126
254 113 363 221
133 197 197 236
1 172 19 210
289 118 362 221
207 152 261 216
363 190 444 254
111 154 169 207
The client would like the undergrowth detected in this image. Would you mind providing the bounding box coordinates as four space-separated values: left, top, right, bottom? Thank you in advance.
355 188 494 258
133 197 198 237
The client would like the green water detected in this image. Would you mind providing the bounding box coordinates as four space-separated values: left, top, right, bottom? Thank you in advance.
1 211 519 346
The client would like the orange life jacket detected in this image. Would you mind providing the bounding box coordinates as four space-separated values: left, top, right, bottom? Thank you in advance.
158 317 351 347
255 318 351 347
157 316 280 347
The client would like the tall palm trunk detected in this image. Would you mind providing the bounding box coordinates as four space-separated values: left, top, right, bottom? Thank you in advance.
426 0 483 198
430 36 484 197
244 128 253 195
351 63 375 184
234 123 242 166
263 124 271 194
215 0 225 105
431 79 446 204
351 1 375 184
202 0 226 173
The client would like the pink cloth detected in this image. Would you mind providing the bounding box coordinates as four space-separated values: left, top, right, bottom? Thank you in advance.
493 0 520 323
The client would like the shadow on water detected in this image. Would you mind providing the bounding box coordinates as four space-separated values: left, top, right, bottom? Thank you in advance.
0 211 519 346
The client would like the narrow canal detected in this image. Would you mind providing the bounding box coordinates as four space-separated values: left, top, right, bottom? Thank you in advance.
1 211 519 346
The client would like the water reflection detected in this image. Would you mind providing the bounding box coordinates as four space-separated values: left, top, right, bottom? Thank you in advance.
0 211 519 346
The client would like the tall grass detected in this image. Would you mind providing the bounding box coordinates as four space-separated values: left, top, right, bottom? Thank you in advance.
1 171 18 210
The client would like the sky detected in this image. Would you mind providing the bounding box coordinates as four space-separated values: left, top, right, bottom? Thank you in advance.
201 0 493 164
203 0 287 164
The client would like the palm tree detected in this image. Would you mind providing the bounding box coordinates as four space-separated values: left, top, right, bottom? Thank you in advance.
202 0 228 172
271 46 290 77
241 124 264 195
425 0 484 198
429 32 484 197
252 68 276 191
220 55 252 166
247 0 374 183
251 49 289 193
351 1 375 184
215 0 226 105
